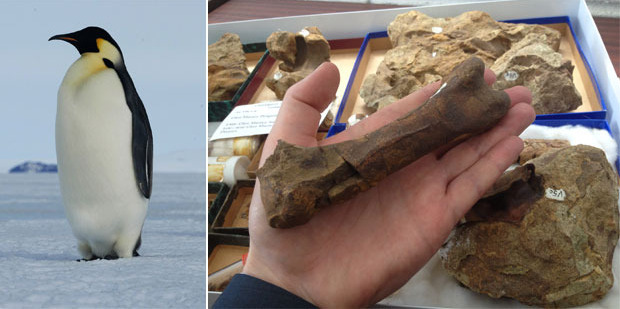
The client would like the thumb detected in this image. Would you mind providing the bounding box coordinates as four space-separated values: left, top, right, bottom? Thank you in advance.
262 62 340 163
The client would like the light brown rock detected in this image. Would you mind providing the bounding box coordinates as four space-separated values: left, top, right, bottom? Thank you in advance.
518 138 570 164
441 145 619 307
491 33 582 114
266 31 298 68
265 27 331 99
360 10 565 112
388 11 560 50
208 33 250 101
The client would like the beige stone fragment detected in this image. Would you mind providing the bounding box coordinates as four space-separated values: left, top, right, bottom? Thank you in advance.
518 138 570 164
208 33 250 101
265 26 331 99
491 33 582 114
441 145 619 307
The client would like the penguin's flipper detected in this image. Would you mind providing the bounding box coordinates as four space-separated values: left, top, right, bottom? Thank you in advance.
110 62 153 199
131 108 153 199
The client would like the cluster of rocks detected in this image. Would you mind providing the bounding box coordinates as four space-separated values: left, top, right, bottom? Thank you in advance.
440 143 619 307
208 27 332 105
208 33 250 102
360 11 582 114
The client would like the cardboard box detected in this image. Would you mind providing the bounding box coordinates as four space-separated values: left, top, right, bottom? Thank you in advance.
246 141 265 179
208 233 249 272
328 17 606 137
211 179 255 235
208 233 249 293
208 182 230 227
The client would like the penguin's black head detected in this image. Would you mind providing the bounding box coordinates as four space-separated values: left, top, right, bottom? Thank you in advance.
50 26 125 70
50 27 122 55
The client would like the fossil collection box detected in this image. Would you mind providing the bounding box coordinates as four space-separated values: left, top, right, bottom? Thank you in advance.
207 233 249 293
209 0 620 147
327 16 608 138
210 179 255 235
207 181 254 296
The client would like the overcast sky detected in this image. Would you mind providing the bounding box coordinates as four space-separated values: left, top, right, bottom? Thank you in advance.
0 0 205 172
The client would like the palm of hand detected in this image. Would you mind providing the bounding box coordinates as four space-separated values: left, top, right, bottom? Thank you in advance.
244 62 534 307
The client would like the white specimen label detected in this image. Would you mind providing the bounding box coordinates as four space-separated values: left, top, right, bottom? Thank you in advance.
432 51 437 58
299 29 310 37
545 188 566 201
211 101 334 141
432 26 443 34
504 70 519 81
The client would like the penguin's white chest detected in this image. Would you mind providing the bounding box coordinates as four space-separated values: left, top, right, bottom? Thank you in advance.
56 66 147 258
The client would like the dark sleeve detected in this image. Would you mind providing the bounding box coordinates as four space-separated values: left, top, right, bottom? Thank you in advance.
212 274 316 308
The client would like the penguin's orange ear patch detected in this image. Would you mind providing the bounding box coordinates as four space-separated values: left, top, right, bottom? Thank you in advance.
96 38 104 49
96 38 123 64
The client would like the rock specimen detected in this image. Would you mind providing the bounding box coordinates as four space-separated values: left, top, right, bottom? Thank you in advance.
491 33 582 114
518 138 570 164
265 27 331 99
360 10 581 114
387 11 560 50
208 33 250 101
441 145 619 307
257 57 511 228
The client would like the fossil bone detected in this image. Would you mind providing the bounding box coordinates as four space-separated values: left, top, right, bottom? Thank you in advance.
257 57 511 228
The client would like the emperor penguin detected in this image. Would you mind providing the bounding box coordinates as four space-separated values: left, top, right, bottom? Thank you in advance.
50 27 153 260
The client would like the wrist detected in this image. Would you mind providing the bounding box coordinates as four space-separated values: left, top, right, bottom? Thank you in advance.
243 251 316 306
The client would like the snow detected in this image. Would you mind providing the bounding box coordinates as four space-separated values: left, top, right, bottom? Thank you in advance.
0 173 205 308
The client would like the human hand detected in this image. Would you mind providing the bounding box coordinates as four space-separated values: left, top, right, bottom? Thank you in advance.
243 62 535 307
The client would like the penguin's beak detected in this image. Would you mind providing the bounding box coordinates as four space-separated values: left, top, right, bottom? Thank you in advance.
49 34 78 42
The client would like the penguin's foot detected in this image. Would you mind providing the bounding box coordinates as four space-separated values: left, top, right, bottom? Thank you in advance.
75 254 119 261
103 254 119 260
76 256 99 262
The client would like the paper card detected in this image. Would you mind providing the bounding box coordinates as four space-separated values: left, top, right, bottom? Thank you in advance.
210 101 333 141
209 101 281 141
